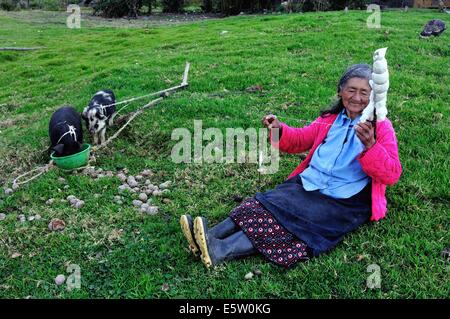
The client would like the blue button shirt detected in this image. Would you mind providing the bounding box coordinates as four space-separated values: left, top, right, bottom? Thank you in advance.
300 109 370 199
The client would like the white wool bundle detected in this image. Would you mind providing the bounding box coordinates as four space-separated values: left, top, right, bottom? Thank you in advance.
360 47 389 122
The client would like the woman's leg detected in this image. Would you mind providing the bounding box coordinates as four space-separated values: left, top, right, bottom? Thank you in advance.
208 217 239 239
180 198 259 260
194 217 256 268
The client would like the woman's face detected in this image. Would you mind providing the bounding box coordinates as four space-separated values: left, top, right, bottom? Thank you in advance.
339 77 371 119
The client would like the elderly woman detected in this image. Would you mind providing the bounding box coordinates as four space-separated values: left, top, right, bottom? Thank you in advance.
180 64 402 269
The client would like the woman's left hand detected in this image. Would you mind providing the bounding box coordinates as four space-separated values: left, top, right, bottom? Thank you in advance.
355 121 376 149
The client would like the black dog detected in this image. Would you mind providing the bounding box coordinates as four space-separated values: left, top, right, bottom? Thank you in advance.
49 106 83 157
82 89 116 145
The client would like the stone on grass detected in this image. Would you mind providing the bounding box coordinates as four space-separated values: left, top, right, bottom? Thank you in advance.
163 198 171 204
132 200 143 207
141 169 153 177
17 214 26 223
28 216 35 221
54 274 66 286
253 269 263 276
127 176 138 188
146 206 159 215
161 283 170 292
0 213 6 221
153 190 163 197
34 214 42 221
46 198 55 205
11 252 22 259
140 205 149 213
135 175 143 181
74 201 85 209
58 177 66 184
138 193 148 203
84 167 95 175
4 188 13 196
244 272 254 280
117 173 127 182
118 185 129 193
159 181 171 190
48 219 65 232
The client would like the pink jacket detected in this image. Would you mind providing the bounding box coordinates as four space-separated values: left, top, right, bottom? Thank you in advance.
270 114 402 221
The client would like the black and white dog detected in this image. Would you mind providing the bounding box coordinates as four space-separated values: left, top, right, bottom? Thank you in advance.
82 89 116 145
49 106 83 157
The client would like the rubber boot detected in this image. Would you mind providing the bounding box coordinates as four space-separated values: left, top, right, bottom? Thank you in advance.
209 217 239 239
180 214 199 257
194 217 256 268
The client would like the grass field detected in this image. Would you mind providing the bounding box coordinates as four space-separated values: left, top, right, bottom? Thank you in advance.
0 9 448 299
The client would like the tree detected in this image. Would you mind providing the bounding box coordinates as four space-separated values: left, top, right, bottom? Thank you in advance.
161 0 184 12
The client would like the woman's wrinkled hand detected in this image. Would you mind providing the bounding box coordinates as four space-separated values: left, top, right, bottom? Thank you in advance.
262 114 281 129
355 121 376 150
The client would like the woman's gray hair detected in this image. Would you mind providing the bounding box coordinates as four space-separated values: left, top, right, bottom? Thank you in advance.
337 64 372 93
320 63 372 118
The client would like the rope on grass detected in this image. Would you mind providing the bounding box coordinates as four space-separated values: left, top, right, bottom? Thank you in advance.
11 161 54 188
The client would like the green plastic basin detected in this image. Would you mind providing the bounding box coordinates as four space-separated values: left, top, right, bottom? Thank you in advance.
51 143 91 170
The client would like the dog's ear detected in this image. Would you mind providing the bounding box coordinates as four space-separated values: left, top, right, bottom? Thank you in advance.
81 107 88 120
51 144 65 156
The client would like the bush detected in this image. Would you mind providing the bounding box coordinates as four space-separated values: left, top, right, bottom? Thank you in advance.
93 0 129 17
201 0 212 12
0 0 18 11
276 1 304 13
161 0 183 12
301 0 330 12
348 0 371 9
41 0 61 10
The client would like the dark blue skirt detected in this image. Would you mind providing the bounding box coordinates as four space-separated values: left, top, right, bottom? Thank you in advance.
254 175 372 256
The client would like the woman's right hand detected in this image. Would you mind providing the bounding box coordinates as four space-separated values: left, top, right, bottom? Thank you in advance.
262 114 281 129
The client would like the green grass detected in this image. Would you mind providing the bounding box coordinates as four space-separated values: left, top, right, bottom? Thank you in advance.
0 9 449 299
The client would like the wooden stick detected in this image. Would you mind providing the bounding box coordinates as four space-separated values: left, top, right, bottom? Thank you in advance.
93 62 191 109
181 62 190 86
95 97 164 151
0 47 45 51
95 62 190 151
